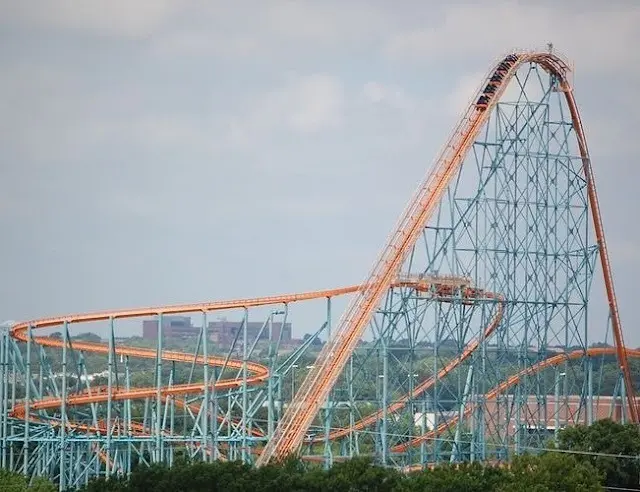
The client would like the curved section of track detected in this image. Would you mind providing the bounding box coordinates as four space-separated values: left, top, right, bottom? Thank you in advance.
9 277 508 465
7 49 632 468
255 50 634 465
8 279 451 432
315 288 504 443
396 346 640 460
10 286 361 407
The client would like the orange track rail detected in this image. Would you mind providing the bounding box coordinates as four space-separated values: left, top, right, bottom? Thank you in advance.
9 280 505 469
316 289 504 442
8 280 438 432
8 50 632 466
255 50 634 465
10 279 506 463
393 347 640 456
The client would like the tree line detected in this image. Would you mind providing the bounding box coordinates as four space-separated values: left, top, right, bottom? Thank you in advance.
1 419 639 491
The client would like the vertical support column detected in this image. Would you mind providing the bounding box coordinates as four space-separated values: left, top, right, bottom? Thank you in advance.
554 369 566 441
587 357 593 426
24 324 32 477
554 369 560 442
60 321 69 490
124 354 132 478
155 313 163 463
405 369 413 467
420 399 427 464
381 334 388 466
241 308 248 463
432 309 440 463
469 387 476 460
0 329 5 469
267 314 274 439
106 317 114 478
514 383 521 456
323 297 332 469
621 372 627 424
451 364 473 463
212 366 218 460
479 304 487 462
202 311 209 461
348 355 355 458
11 343 17 471
226 393 232 459
479 397 487 461
167 363 175 467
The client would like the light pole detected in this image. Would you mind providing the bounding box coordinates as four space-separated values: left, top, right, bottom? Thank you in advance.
408 372 418 415
267 309 285 437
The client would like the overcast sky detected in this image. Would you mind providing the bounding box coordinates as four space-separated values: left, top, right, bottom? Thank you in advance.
1 1 639 344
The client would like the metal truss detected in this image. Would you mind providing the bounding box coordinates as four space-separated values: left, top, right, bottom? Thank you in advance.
0 56 631 488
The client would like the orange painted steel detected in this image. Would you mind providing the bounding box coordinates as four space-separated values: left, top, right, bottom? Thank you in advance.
7 50 633 467
10 286 359 409
8 279 438 432
393 347 640 456
255 50 635 465
315 288 504 443
561 84 637 423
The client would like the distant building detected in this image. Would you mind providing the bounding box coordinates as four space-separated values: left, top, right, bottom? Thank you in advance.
481 395 631 437
142 316 293 347
142 316 197 339
208 319 292 347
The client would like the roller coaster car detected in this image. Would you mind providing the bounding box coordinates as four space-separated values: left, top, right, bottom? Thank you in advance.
483 84 497 94
434 285 456 296
490 73 504 83
504 54 518 63
463 287 482 298
476 95 490 108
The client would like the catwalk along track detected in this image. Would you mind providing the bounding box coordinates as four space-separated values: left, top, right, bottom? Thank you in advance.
1 49 635 487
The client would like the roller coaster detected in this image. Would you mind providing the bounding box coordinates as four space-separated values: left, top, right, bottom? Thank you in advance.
1 49 637 489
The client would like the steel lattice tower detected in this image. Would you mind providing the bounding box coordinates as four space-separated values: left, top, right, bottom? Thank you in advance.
293 57 615 467
0 51 635 489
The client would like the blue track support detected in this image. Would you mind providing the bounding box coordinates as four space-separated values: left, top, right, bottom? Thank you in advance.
202 310 209 461
315 61 599 468
60 321 69 490
0 55 628 486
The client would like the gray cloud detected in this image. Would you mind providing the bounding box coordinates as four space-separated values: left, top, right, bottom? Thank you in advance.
0 1 638 346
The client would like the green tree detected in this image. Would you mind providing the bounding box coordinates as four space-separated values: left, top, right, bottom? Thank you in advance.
498 453 603 492
405 462 507 492
0 469 55 492
73 332 103 343
558 419 640 489
323 457 402 491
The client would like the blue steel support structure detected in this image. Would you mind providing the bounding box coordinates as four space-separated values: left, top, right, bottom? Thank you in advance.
0 54 629 487
314 59 601 466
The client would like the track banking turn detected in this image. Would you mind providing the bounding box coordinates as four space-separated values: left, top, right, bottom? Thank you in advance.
10 279 473 435
257 50 634 464
8 50 633 467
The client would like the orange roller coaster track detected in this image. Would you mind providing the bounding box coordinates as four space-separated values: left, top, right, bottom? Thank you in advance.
9 279 498 455
8 281 427 419
255 50 635 465
2 49 634 481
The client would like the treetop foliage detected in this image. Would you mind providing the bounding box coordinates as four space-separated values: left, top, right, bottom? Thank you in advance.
5 419 640 491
